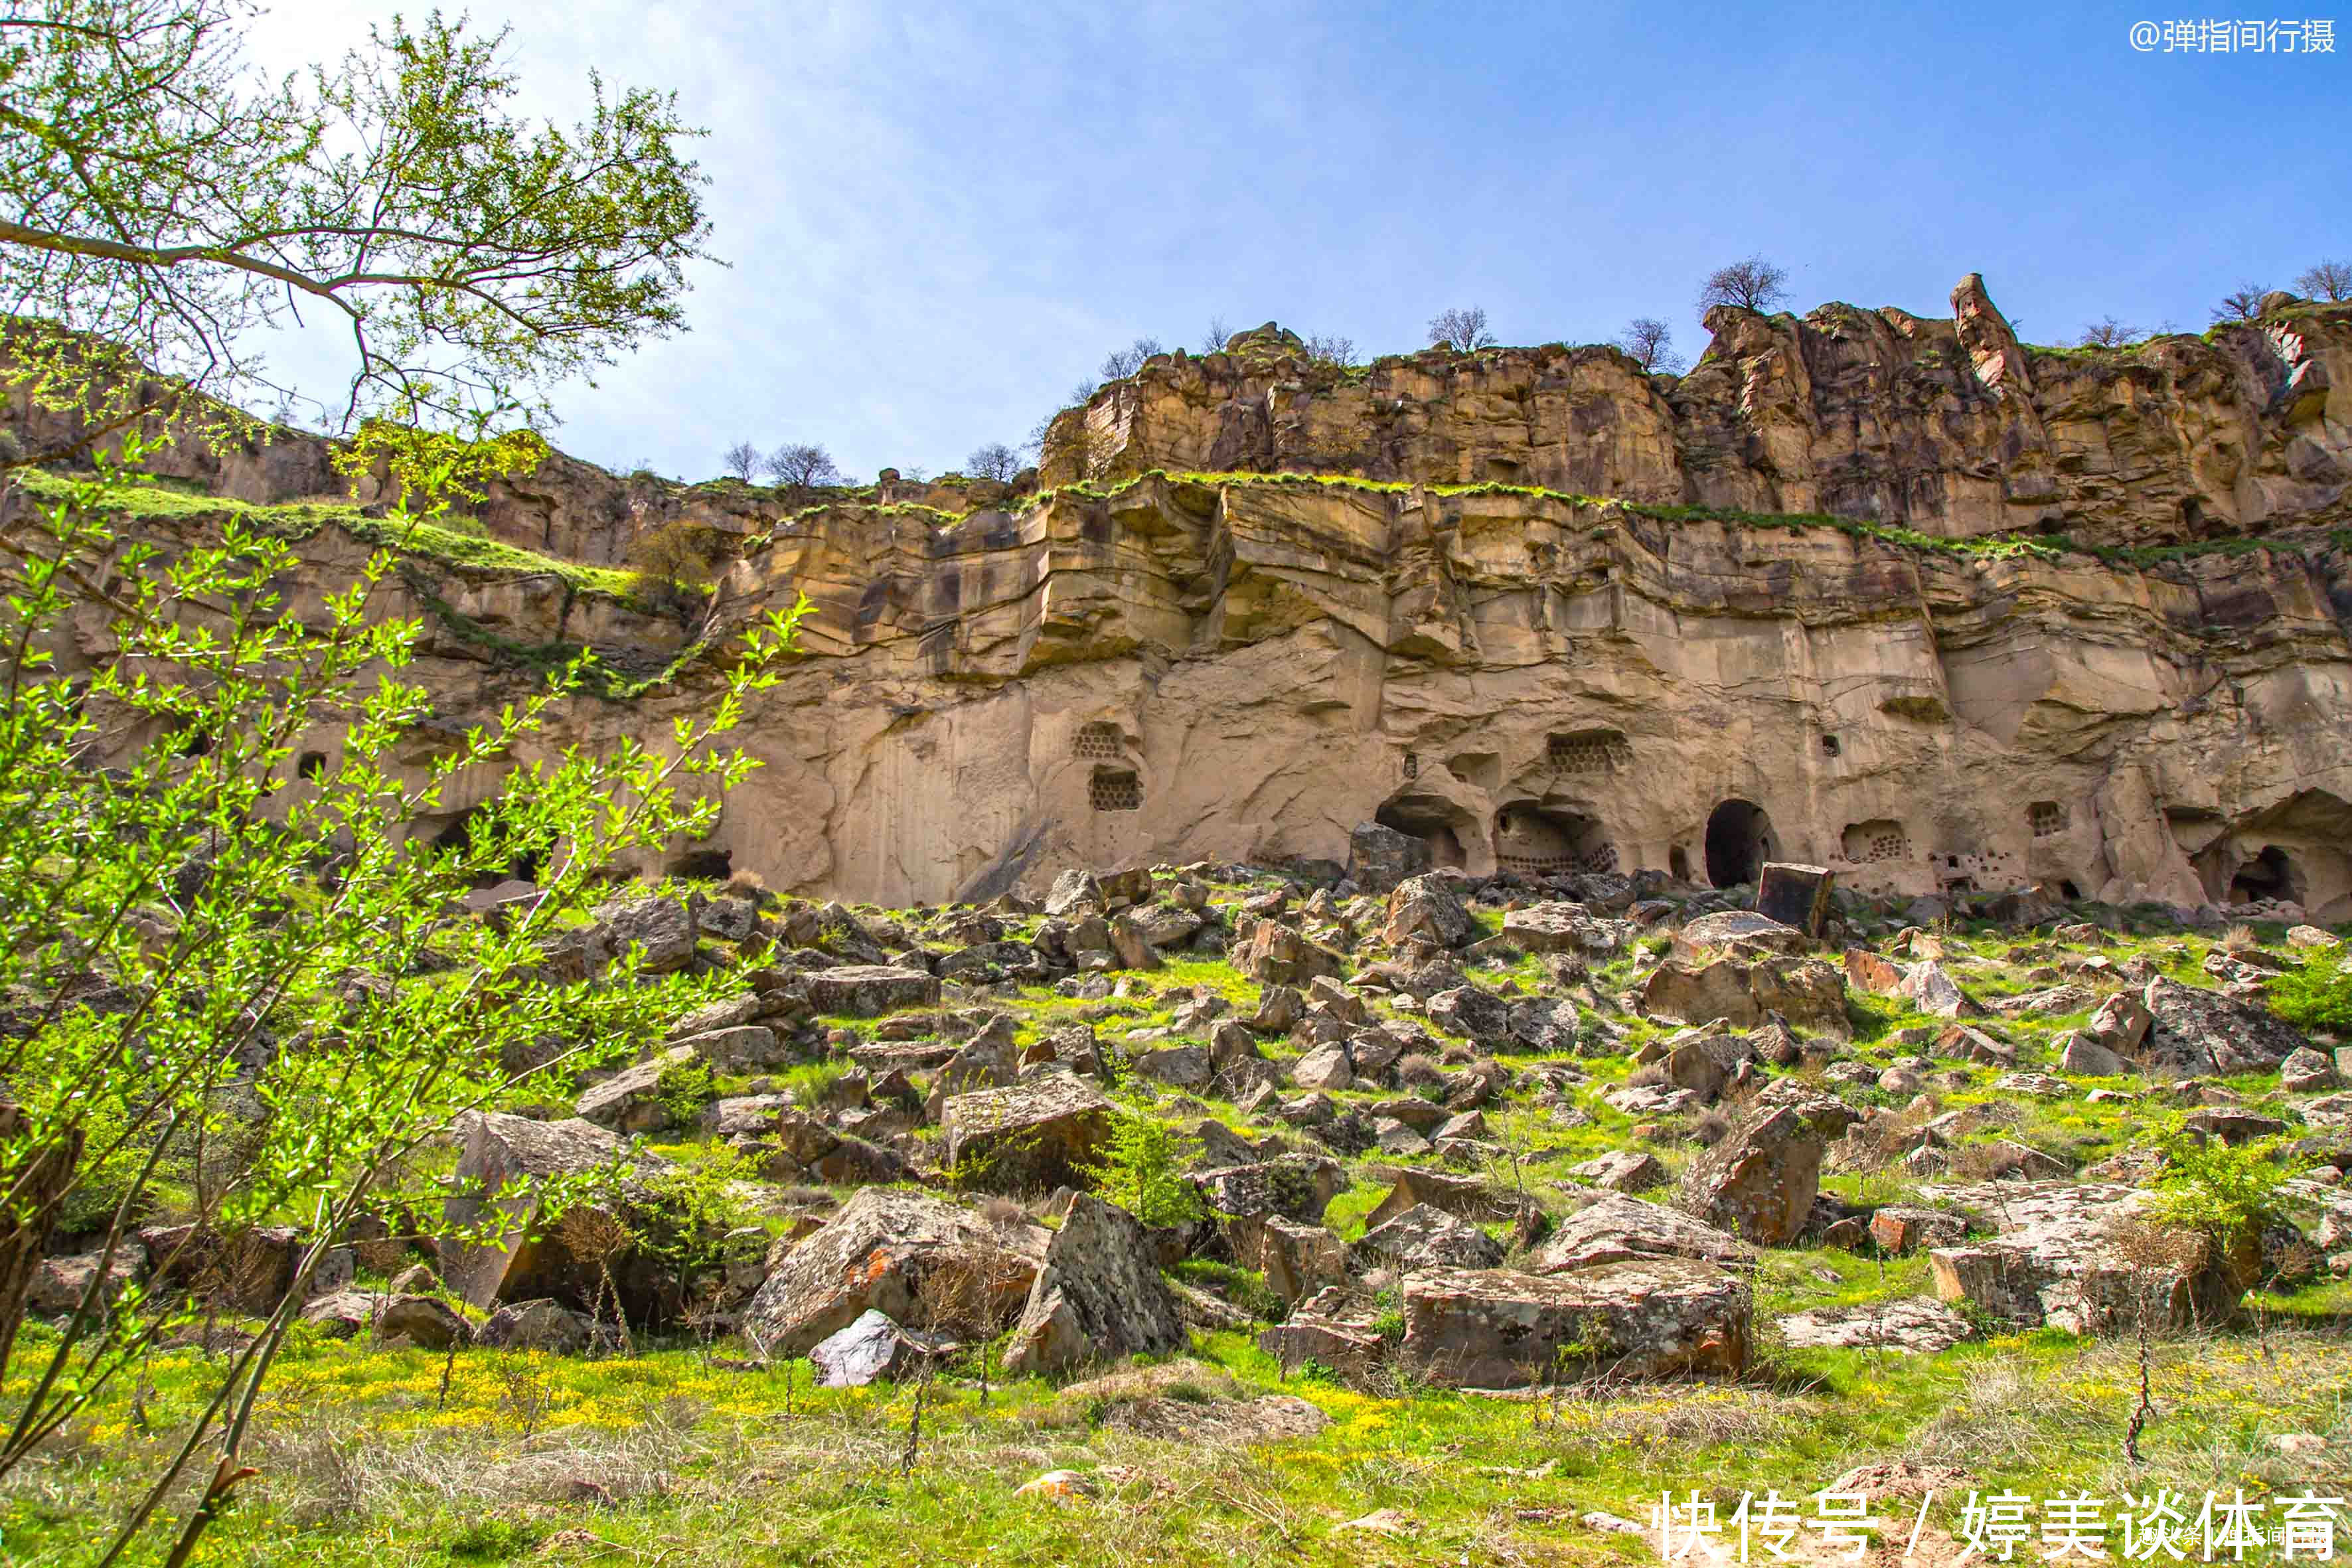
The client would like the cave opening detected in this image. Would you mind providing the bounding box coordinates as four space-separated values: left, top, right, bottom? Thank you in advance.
1703 799 1774 888
1375 797 1469 870
2228 844 2303 907
1670 845 1691 882
429 805 551 885
1493 803 1616 879
666 848 734 883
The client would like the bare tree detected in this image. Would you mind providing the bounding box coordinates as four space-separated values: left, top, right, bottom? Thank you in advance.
1304 333 1358 367
720 441 760 481
2294 260 2352 302
1098 337 1166 380
1427 306 1494 353
763 441 842 489
2077 317 2143 349
2211 285 2270 324
1614 317 1685 373
1697 256 1790 314
965 442 1020 482
1068 378 1100 408
1200 315 1232 354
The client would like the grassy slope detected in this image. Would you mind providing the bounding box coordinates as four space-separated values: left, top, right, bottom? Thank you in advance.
7 876 2349 1566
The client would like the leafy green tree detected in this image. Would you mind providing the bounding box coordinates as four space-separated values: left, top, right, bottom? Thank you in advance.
0 0 712 439
0 441 807 1563
0 5 745 1562
1079 1101 1204 1227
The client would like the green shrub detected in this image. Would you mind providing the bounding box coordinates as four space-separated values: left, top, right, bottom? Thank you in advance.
779 1058 852 1106
2269 947 2352 1033
1078 1103 1203 1227
2149 1127 2297 1246
653 1056 717 1125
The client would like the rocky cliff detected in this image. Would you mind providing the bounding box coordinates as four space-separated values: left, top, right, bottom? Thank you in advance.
24 276 2352 917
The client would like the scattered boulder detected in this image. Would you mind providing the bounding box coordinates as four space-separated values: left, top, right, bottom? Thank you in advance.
941 1071 1114 1192
1755 863 1835 936
1777 1297 1971 1354
1194 1155 1346 1223
1227 1213 1352 1306
301 1291 469 1349
1382 875 1474 949
477 1298 602 1354
799 965 941 1017
2141 975 2304 1073
809 1308 941 1387
582 894 698 976
1346 821 1429 895
1235 922 1344 985
28 1249 143 1317
740 1188 1045 1356
1529 1192 1755 1273
1365 1168 1529 1231
1399 1261 1751 1387
1924 1181 2252 1332
2281 1047 2339 1093
1642 955 1849 1038
1676 1105 1824 1245
574 1045 700 1133
1351 1204 1506 1272
1568 1150 1665 1193
1003 1194 1188 1376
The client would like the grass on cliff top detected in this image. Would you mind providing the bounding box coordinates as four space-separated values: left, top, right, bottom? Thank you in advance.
17 467 644 599
997 466 2329 572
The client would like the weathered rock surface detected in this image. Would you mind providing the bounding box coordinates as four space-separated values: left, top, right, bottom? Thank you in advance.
1530 1193 1756 1273
2140 976 2306 1073
1923 1182 2250 1332
941 1071 1114 1192
1678 1107 1825 1246
1399 1261 1752 1387
1003 1194 1188 1376
741 1188 1046 1356
43 281 2352 919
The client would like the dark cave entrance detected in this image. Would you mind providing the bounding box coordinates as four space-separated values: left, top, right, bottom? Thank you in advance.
1703 799 1774 888
430 805 550 886
2228 844 2303 906
1375 797 1469 870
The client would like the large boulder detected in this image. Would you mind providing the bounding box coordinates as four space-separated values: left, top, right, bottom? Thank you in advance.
940 1071 1114 1192
574 1044 699 1133
1924 1181 2251 1332
1399 1261 1751 1387
1193 1155 1346 1223
1677 1106 1824 1246
810 1309 937 1387
740 1188 1046 1356
301 1291 469 1349
1365 1169 1529 1231
436 1112 687 1324
137 1223 301 1314
1226 1214 1352 1306
1501 903 1632 958
2140 975 2305 1073
1426 984 1512 1044
1529 1192 1755 1273
1346 821 1429 896
1642 955 1849 1038
28 1247 144 1318
1352 1204 1505 1272
1235 921 1344 985
1755 863 1834 936
1002 1194 1188 1376
582 894 698 976
800 965 941 1017
1381 874 1474 949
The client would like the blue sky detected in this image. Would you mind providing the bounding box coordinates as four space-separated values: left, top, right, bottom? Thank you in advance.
249 1 2348 482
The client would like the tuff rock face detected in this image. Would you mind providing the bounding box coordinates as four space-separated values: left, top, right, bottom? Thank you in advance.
31 281 2352 914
